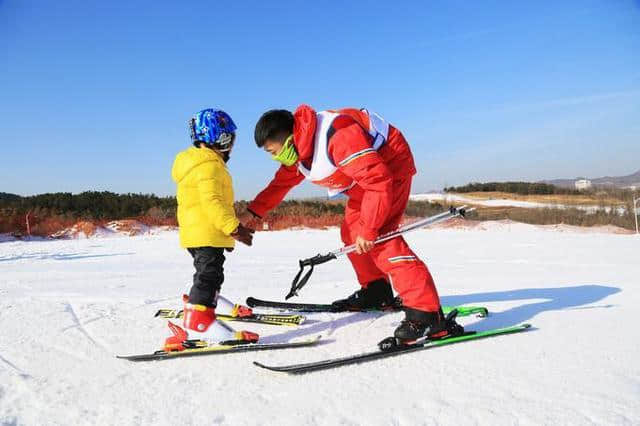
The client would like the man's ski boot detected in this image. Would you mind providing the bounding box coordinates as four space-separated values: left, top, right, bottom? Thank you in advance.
163 302 258 352
331 279 397 311
378 307 464 351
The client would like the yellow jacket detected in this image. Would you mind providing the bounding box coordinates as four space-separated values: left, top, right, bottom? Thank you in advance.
172 146 239 248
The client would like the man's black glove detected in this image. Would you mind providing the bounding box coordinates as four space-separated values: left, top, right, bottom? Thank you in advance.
247 208 262 219
231 223 255 246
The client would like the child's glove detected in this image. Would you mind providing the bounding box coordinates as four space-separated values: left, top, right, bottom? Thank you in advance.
231 223 255 246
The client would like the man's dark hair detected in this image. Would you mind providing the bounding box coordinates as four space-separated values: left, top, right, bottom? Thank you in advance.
254 109 294 147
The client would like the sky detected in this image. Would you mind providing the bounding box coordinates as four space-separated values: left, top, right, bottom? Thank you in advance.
1 0 639 199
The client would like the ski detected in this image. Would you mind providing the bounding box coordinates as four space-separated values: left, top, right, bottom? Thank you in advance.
247 296 396 313
253 324 531 374
154 309 305 327
117 335 321 362
245 297 489 318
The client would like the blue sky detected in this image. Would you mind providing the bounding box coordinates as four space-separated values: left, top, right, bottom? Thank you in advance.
1 0 639 199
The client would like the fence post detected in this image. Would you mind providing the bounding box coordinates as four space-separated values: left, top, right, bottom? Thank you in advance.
26 210 32 236
634 197 639 235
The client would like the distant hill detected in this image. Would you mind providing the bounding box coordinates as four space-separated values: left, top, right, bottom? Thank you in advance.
0 192 21 202
544 170 640 189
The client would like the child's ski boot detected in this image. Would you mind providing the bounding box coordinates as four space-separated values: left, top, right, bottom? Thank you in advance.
164 302 258 352
216 294 254 318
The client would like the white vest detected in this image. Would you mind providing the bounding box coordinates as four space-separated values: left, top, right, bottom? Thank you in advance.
297 109 390 197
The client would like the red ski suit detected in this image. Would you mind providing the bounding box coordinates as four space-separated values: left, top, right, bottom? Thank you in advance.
248 105 441 312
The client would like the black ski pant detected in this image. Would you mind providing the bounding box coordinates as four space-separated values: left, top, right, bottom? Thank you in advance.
187 247 225 307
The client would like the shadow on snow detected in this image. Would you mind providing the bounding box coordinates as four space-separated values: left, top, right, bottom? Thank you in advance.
440 284 620 330
261 284 620 343
0 252 134 262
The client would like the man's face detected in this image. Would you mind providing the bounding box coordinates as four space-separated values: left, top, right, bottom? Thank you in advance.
262 139 284 156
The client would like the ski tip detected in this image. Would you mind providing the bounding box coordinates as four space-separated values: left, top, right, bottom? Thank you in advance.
116 354 136 360
116 355 138 361
116 354 164 362
246 297 258 307
252 361 291 373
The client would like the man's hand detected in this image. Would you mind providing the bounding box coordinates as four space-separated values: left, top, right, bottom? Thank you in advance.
355 235 375 254
231 224 255 246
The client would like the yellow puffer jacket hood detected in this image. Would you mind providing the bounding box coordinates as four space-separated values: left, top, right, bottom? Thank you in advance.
172 146 239 248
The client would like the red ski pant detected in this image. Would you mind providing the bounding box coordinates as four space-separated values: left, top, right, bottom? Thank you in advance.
340 177 441 312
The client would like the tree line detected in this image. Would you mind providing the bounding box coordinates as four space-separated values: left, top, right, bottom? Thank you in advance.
0 192 351 221
0 191 177 219
444 182 580 195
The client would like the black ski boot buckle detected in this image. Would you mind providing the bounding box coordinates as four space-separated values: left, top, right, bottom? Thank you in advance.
378 336 405 352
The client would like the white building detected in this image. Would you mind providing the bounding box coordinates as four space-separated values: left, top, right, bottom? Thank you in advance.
575 179 592 190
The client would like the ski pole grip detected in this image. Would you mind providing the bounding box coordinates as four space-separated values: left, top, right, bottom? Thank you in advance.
300 253 337 267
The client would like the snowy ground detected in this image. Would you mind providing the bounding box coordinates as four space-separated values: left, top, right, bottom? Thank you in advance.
1 225 639 425
411 192 627 214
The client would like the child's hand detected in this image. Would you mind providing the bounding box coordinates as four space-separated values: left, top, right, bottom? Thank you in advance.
231 224 255 246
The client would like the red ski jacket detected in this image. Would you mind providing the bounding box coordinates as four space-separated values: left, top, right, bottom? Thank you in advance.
248 105 417 240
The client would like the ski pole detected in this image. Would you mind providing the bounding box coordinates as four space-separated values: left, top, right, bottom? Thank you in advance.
285 205 473 299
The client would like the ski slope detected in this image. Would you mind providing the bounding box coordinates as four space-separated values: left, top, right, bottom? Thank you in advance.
410 193 627 214
1 224 639 425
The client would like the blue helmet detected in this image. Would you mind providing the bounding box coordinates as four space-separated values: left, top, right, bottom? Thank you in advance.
189 108 237 152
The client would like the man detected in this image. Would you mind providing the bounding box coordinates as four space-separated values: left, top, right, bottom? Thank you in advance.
247 105 448 342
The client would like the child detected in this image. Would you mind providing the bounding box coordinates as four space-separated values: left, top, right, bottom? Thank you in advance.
165 108 257 351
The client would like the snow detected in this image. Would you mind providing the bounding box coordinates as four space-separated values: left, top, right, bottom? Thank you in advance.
411 192 556 208
437 218 633 235
411 193 627 214
1 224 639 425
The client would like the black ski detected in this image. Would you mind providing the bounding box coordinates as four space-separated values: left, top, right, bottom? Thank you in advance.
253 324 531 374
246 296 377 312
246 296 489 317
